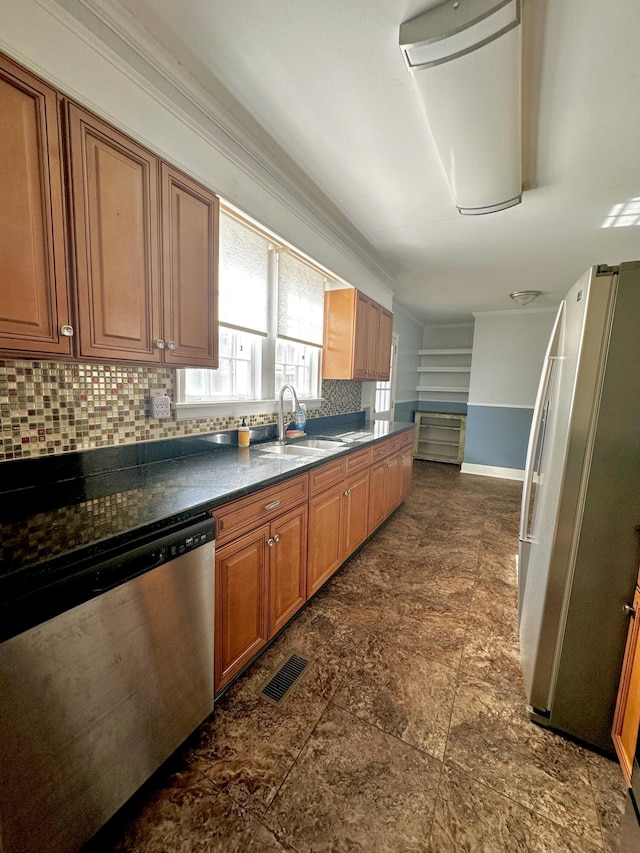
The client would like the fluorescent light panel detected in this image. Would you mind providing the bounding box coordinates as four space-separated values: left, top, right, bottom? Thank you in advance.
401 0 520 69
400 0 522 215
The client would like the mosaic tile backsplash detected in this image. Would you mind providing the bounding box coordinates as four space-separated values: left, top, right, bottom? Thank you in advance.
0 359 363 462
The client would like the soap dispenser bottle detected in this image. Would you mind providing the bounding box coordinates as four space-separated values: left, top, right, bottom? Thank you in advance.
238 417 250 447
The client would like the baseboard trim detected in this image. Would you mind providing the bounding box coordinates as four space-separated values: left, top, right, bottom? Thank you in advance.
460 463 525 481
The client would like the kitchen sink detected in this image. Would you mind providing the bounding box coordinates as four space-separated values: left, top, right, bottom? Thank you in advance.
259 444 326 457
294 438 347 450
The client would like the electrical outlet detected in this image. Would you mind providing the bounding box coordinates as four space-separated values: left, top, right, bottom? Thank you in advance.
150 390 171 419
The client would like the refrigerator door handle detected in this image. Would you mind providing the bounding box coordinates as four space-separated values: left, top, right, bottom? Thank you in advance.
519 301 565 544
519 353 556 543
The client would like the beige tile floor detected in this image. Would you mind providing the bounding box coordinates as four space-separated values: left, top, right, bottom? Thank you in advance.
85 461 627 852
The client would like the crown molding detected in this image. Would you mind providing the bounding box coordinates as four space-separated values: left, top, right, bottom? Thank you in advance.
38 0 396 292
472 306 557 318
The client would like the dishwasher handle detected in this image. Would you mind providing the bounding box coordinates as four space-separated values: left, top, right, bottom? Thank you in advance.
91 547 166 593
90 515 216 594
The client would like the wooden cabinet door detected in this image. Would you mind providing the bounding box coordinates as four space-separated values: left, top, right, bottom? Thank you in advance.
323 288 393 381
352 291 370 380
215 526 269 692
368 456 389 534
161 164 219 367
376 308 393 380
307 484 344 597
387 453 403 513
269 504 308 636
342 468 370 559
613 584 640 786
66 103 162 362
365 299 381 380
400 441 414 500
0 57 71 356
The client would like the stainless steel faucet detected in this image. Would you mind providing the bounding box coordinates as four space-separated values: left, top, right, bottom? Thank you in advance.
277 384 300 443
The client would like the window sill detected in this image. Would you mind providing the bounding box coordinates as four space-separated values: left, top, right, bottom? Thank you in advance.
175 398 324 421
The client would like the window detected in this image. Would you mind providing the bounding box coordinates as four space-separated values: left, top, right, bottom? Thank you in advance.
183 329 259 401
275 339 319 398
373 334 398 421
178 208 328 414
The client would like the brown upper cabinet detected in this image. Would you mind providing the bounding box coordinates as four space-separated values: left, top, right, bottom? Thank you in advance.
65 104 219 367
0 49 219 367
161 164 219 367
0 55 72 357
323 288 393 381
65 104 162 363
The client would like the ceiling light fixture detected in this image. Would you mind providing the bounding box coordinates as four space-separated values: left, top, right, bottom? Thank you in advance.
400 0 523 215
510 290 541 307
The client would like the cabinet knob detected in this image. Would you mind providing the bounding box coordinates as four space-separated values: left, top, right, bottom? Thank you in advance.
623 603 636 617
273 533 280 543
343 489 351 497
267 537 275 547
155 339 165 349
60 324 74 337
167 340 176 350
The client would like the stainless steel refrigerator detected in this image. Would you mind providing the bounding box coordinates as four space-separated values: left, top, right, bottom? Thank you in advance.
518 261 640 753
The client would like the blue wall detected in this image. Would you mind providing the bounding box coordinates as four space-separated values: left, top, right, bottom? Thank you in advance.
464 405 533 470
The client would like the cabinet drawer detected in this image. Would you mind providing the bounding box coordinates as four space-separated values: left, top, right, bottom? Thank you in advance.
371 438 393 462
213 474 308 546
344 446 372 476
392 432 414 453
309 458 346 496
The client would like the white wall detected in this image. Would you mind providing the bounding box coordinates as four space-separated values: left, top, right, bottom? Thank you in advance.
393 302 423 409
462 308 557 478
467 310 558 407
0 0 395 309
422 324 474 350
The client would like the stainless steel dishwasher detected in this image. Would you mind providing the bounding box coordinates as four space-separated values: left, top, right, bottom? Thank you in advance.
0 515 215 853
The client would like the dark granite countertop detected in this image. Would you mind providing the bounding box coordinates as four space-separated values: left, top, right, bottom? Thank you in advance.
0 417 415 615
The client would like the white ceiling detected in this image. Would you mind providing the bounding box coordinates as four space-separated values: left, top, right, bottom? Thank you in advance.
93 0 640 322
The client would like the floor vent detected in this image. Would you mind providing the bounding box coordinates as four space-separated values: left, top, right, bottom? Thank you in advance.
258 653 311 706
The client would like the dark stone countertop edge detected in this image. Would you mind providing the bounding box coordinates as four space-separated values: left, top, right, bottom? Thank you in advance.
1 420 416 586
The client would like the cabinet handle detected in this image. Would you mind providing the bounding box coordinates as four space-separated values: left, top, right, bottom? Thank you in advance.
167 340 176 350
273 533 280 543
60 324 74 337
264 500 281 510
623 603 636 617
155 339 165 349
267 537 275 547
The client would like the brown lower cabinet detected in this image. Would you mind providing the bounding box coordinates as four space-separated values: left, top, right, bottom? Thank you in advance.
368 435 413 533
212 433 413 694
307 466 370 598
214 503 307 692
612 580 640 786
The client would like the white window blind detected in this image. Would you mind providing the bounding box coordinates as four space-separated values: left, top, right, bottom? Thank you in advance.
277 251 325 346
219 212 269 335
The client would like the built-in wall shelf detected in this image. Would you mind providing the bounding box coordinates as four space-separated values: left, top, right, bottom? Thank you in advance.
414 412 467 465
417 366 471 373
417 385 469 393
418 348 472 356
416 336 473 406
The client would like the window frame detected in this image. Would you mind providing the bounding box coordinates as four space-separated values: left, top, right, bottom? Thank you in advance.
176 205 331 420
